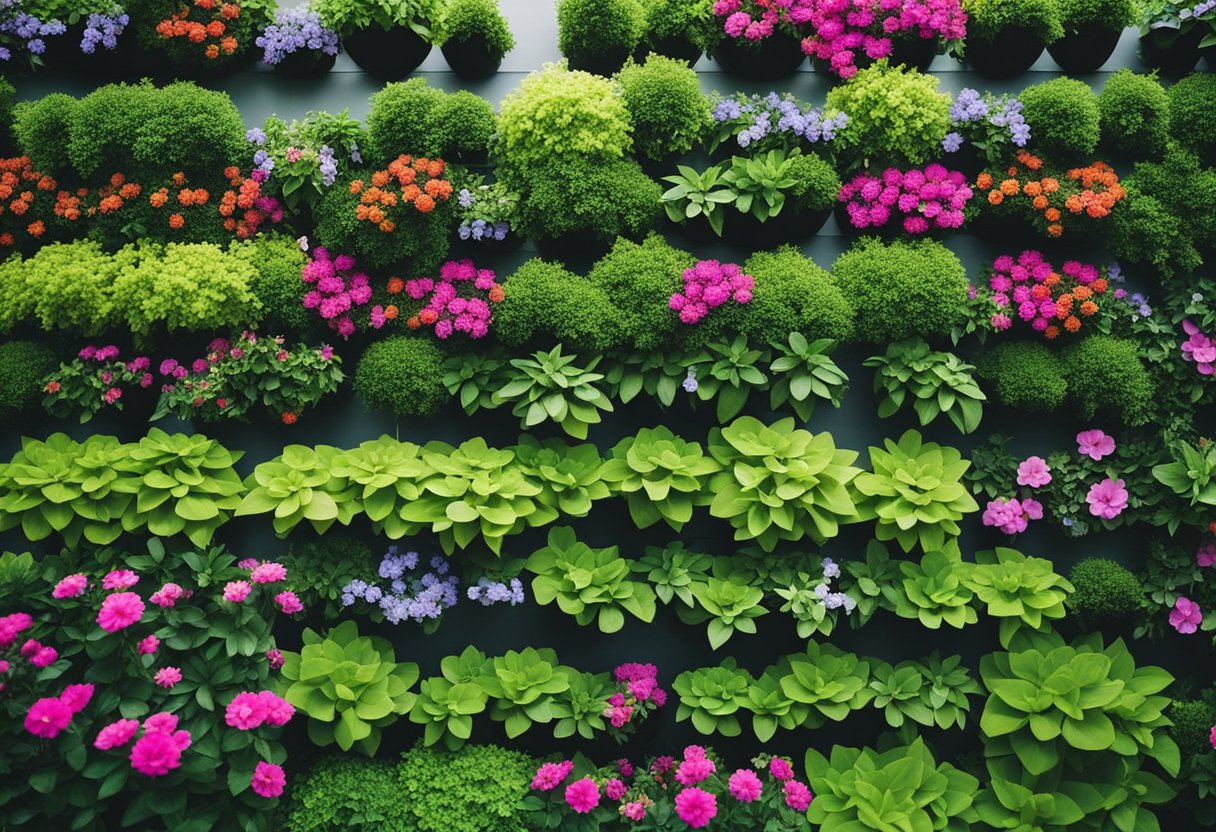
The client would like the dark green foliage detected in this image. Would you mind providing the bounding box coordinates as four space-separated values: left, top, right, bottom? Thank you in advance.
617 54 708 160
1168 73 1216 161
1061 335 1154 425
239 236 314 342
557 0 644 60
641 0 718 51
788 152 842 213
974 341 1067 412
513 156 662 245
1055 0 1134 29
440 0 516 57
740 246 854 345
1067 557 1143 630
966 0 1063 42
13 94 80 176
365 79 448 163
284 537 374 620
1098 70 1170 158
0 75 12 142
1019 78 1101 158
354 337 448 418
283 756 405 832
0 340 56 419
497 258 625 351
830 237 967 343
1167 700 1216 760
397 743 533 832
1111 180 1199 279
587 234 693 351
425 91 497 160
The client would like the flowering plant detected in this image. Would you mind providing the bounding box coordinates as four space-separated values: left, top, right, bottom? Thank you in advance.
81 5 128 52
708 91 848 157
800 0 967 78
300 245 374 338
975 149 1125 238
0 0 66 66
352 154 452 231
401 259 504 339
670 259 754 325
246 112 363 216
0 156 60 251
837 163 972 233
941 88 1030 168
339 548 472 632
152 0 251 65
256 6 339 64
712 0 815 41
972 250 1115 339
454 175 519 243
41 345 154 423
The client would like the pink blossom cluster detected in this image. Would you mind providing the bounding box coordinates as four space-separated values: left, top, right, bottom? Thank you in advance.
1170 596 1202 634
94 711 192 778
670 260 754 325
713 0 814 41
982 496 1043 534
301 246 373 339
985 251 1104 334
1197 542 1216 568
801 0 967 78
1181 320 1216 376
1086 478 1128 520
25 683 93 739
403 259 502 339
225 690 295 731
604 663 667 731
838 164 971 233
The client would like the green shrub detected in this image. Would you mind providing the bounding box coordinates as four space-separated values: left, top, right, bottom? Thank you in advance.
1097 70 1170 158
365 79 448 163
617 54 708 160
353 337 448 418
587 234 693 351
1019 78 1101 157
963 0 1063 42
557 0 644 62
974 341 1067 412
314 0 443 34
1167 700 1216 760
1168 73 1216 160
283 756 405 832
497 258 625 351
513 156 662 245
0 340 56 419
830 237 967 342
496 62 633 170
397 743 533 832
1055 0 1134 29
826 63 951 166
238 235 314 341
788 152 841 213
641 0 718 52
438 0 516 57
1067 557 1143 630
0 74 12 142
425 91 497 160
739 247 854 345
12 94 78 176
1061 335 1154 425
1111 180 1199 279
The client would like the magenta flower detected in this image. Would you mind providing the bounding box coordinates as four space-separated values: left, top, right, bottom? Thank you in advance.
1076 429 1115 461
97 591 144 633
226 692 269 730
1181 320 1216 375
142 712 178 734
675 787 718 828
94 718 140 750
675 756 716 785
266 648 285 669
1170 596 1203 634
1016 456 1051 488
258 690 296 726
564 777 601 814
784 780 814 811
671 260 753 326
138 635 159 655
102 569 139 590
60 683 94 714
275 591 304 615
251 761 287 798
623 801 647 821
31 646 58 667
250 562 288 584
531 760 573 791
983 497 1031 535
52 574 89 599
605 778 627 801
129 731 183 777
1086 478 1128 519
729 769 763 802
149 583 184 608
223 581 252 603
1210 724 1216 749
155 667 183 689
1198 543 1216 568
770 757 794 781
25 697 73 738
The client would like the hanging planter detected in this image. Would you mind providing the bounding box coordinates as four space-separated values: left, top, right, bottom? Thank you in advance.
438 0 516 79
712 32 806 79
343 23 432 78
259 7 341 79
272 48 338 78
441 32 504 78
636 33 702 64
1047 23 1123 73
966 27 1045 78
1139 25 1202 76
887 35 939 72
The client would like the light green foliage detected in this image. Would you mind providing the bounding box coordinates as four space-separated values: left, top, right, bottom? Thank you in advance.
315 0 442 35
514 155 662 244
963 0 1063 42
397 743 532 832
885 548 978 629
353 337 448 418
1061 335 1154 425
780 641 875 727
855 431 979 553
660 162 735 236
831 237 968 342
1056 0 1134 27
513 436 609 520
744 660 810 742
236 444 353 536
557 0 644 59
491 345 614 439
496 62 633 168
284 757 405 832
640 0 717 50
424 91 498 160
843 540 903 627
329 437 434 539
630 542 713 607
239 235 314 341
364 78 446 161
1168 72 1216 160
600 426 719 531
587 234 692 351
767 333 849 421
741 246 855 345
1098 70 1169 158
826 62 952 165
1067 557 1144 630
966 547 1074 648
1020 78 1101 157
551 672 614 739
524 526 657 633
438 0 516 56
0 340 55 419
975 340 1068 412
869 654 981 730
1152 437 1216 506
279 620 420 755
481 647 571 738
673 658 750 736
410 659 491 750
442 353 509 415
12 93 78 174
617 54 709 160
497 258 625 352
866 338 986 434
679 576 768 649
788 150 841 212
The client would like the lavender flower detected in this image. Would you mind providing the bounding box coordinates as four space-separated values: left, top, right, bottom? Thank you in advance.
257 8 339 66
318 145 337 186
81 6 127 54
245 127 267 146
682 367 698 393
941 132 963 153
0 0 66 61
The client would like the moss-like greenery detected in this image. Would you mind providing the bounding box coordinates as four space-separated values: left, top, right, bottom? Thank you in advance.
557 0 644 61
513 156 661 246
587 234 693 351
788 152 842 213
974 341 1068 412
1167 73 1216 161
0 340 56 419
826 63 951 166
425 91 497 159
617 54 709 160
1167 700 1216 760
397 743 533 832
1067 557 1143 630
964 0 1063 42
353 337 448 418
238 235 314 342
283 756 405 832
1061 335 1154 426
1098 70 1170 158
497 258 625 352
738 246 855 345
439 0 516 57
1055 0 1134 29
364 79 448 163
1019 77 1101 158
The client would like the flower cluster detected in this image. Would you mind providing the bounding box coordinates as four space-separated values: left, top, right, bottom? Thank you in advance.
838 163 971 233
1182 320 1216 376
81 7 128 53
456 177 517 242
979 250 1111 338
976 150 1124 237
24 684 93 739
670 260 754 325
94 711 191 778
349 154 454 234
813 556 857 612
709 92 848 155
713 0 815 41
341 549 461 629
154 0 242 61
466 576 527 606
0 0 66 62
982 495 1044 535
256 7 339 64
401 259 504 339
41 345 154 422
942 89 1029 163
605 663 668 740
801 0 967 78
0 156 57 247
218 165 282 238
301 246 373 338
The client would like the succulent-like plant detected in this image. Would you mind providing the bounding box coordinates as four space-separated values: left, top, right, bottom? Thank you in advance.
865 338 986 434
329 437 433 539
884 548 978 630
602 349 693 407
965 547 1074 648
512 436 609 521
686 335 768 423
743 659 811 743
868 654 981 731
768 333 849 421
853 430 979 553
280 620 420 756
707 416 862 551
492 345 614 439
442 353 510 416
841 540 902 627
780 641 875 727
629 542 714 607
550 671 614 740
599 426 720 531
236 444 351 536
481 647 571 739
673 659 750 737
409 675 489 751
524 526 656 633
678 576 768 649
774 572 839 638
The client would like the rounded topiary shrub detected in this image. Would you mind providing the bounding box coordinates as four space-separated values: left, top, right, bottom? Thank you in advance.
353 337 448 418
587 234 694 351
1168 700 1216 760
740 246 854 344
364 79 448 163
13 94 79 176
830 237 967 342
1019 77 1101 157
425 91 497 160
1167 73 1216 161
974 340 1068 412
0 340 56 419
825 63 951 166
513 156 661 246
1061 334 1154 425
964 0 1063 43
557 0 644 72
788 152 841 213
496 257 625 351
617 54 709 160
237 235 314 342
1097 70 1170 158
284 756 405 832
1067 557 1142 631
1056 0 1135 30
439 0 516 58
397 743 533 832
640 0 718 55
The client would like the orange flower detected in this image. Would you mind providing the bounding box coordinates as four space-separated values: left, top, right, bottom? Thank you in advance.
379 220 395 233
1092 278 1107 293
190 25 208 44
110 172 126 187
223 217 237 231
1044 208 1061 222
406 316 421 330
387 277 404 294
414 194 435 213
172 172 187 186
224 166 240 181
281 411 298 425
1073 285 1092 301
1080 300 1098 316
488 285 505 303
1044 325 1060 339
367 206 384 224
1041 178 1059 193
427 160 445 178
349 179 365 194
1032 195 1048 210
987 190 1004 206
149 189 169 208
220 3 239 19
221 37 238 54
207 20 225 37
384 305 398 320
0 232 13 246
1064 315 1081 332
1047 223 1063 237
976 172 993 189
419 309 438 325
401 184 421 202
371 171 390 188
205 44 220 59
1044 273 1061 287
1064 195 1082 214
355 204 369 220
178 188 195 206
27 220 44 237
999 179 1019 196
1023 181 1042 197
169 213 185 229
1031 284 1051 301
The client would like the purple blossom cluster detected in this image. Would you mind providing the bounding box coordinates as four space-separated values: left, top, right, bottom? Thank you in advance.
318 146 337 186
943 88 1029 156
813 557 857 612
256 8 340 66
838 164 971 233
81 7 127 53
341 549 461 626
0 0 66 61
301 247 373 339
712 92 848 153
669 260 754 326
466 577 527 606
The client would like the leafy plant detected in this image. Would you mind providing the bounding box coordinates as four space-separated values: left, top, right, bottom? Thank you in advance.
780 642 875 728
660 163 735 236
869 654 981 731
524 527 656 633
768 333 849 421
442 353 509 416
965 547 1074 648
617 54 708 160
720 150 799 221
685 335 768 422
328 437 433 539
492 346 614 440
884 548 978 629
481 648 571 739
678 576 768 649
513 436 608 521
236 445 352 536
438 0 516 56
280 620 420 756
673 659 750 737
315 0 442 37
629 542 713 608
396 743 533 832
826 62 951 166
1152 438 1216 507
409 650 492 751
742 660 811 743
865 338 986 434
599 426 720 531
841 540 902 627
550 672 614 740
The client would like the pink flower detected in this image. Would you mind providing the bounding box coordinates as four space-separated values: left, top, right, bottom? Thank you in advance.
155 667 183 689
266 648 284 669
1210 724 1216 749
623 801 647 821
616 759 634 778
0 611 33 648
275 591 304 615
238 558 259 570
564 777 601 814
59 683 94 713
1076 429 1115 461
138 635 159 655
729 769 763 802
784 780 814 811
1016 456 1051 488
983 497 1030 535
142 712 178 734
97 591 144 632
223 581 252 603
251 761 286 798
250 562 287 584
52 573 89 599
770 757 794 781
31 646 58 667
532 760 573 791
95 718 140 750
675 787 717 828
1170 596 1203 634
1086 478 1128 520
258 690 295 726
20 638 40 657
102 569 139 590
226 692 269 730
149 583 184 608
25 697 73 738
675 756 715 785
606 778 627 801
1198 543 1216 568
130 731 183 777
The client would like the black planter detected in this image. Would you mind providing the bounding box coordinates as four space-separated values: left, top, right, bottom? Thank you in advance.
440 34 504 79
720 205 832 248
1048 23 1122 73
271 49 338 79
534 230 613 264
1139 27 1202 77
343 24 432 79
452 230 524 258
887 35 939 72
712 33 806 79
637 34 702 64
966 27 1044 78
564 45 633 76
